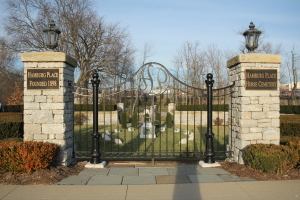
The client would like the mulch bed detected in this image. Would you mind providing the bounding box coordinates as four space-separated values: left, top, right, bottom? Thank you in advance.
221 161 300 181
0 162 86 185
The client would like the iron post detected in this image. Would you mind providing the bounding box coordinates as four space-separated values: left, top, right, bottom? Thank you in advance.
204 73 215 163
90 71 101 164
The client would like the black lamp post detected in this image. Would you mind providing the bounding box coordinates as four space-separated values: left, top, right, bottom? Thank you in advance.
90 71 101 164
204 73 215 163
43 20 61 50
243 22 262 52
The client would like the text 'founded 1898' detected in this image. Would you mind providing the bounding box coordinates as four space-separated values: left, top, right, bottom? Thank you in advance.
245 69 277 90
27 69 59 89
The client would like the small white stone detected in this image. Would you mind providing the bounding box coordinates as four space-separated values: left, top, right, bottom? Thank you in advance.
85 161 107 169
114 138 123 145
199 161 221 168
102 133 111 141
179 138 187 144
188 132 194 141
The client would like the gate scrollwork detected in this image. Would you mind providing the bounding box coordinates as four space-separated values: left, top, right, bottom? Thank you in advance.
135 62 170 95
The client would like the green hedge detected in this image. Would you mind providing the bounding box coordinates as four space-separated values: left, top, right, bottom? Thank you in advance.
242 144 298 174
0 122 23 140
176 104 229 111
165 112 174 128
280 123 300 137
1 105 23 112
280 105 300 114
74 104 116 111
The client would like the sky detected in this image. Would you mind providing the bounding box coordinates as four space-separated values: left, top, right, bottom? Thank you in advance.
0 0 299 77
94 0 300 69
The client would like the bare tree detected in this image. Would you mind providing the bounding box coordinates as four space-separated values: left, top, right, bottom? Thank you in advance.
0 38 16 72
140 43 153 65
205 45 227 87
5 0 134 86
258 42 282 54
174 41 206 87
289 50 300 105
174 42 228 87
0 38 22 104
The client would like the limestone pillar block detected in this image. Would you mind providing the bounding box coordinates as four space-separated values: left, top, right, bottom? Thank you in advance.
227 53 281 164
21 51 76 166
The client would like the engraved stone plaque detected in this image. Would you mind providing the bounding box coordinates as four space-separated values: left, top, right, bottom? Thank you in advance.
27 69 59 89
245 69 277 90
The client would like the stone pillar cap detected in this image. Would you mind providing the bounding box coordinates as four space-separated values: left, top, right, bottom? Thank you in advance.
227 53 281 68
21 51 77 67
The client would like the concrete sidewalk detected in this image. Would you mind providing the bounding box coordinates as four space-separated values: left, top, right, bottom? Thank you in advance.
1 180 300 200
57 166 255 185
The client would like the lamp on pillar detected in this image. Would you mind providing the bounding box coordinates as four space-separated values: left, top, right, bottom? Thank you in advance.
243 22 262 52
43 20 61 50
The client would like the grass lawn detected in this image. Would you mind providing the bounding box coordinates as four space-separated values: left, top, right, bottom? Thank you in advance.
280 114 300 144
74 124 229 158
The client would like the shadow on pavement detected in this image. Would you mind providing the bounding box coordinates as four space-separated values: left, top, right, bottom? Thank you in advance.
172 163 201 200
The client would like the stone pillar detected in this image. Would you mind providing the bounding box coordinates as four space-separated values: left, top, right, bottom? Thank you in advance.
21 52 76 166
168 103 175 113
227 53 281 163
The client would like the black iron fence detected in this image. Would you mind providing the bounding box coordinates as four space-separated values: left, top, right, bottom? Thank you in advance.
74 62 234 161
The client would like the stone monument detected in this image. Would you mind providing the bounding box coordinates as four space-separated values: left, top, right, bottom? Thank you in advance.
139 114 156 139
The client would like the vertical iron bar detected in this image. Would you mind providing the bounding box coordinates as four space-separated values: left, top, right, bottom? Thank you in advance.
200 91 203 156
137 89 140 156
130 81 134 154
186 85 189 158
102 90 106 156
159 94 162 157
124 85 127 155
193 89 196 158
230 86 233 157
79 91 82 155
179 85 182 157
90 71 101 164
223 89 226 154
109 88 112 153
217 89 220 151
117 86 120 155
85 90 89 157
153 95 156 158
204 73 215 163
144 94 147 156
72 94 75 159
166 89 169 157
173 79 176 157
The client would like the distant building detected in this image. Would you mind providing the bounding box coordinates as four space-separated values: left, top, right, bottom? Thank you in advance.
280 82 300 97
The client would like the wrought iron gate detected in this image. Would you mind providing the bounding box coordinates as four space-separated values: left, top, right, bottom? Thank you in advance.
74 62 234 161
